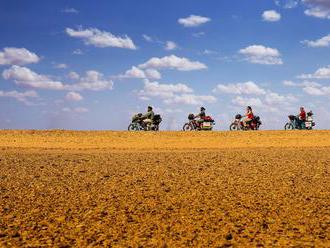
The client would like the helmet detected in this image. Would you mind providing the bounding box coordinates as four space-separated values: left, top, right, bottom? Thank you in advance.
148 106 153 110
200 107 206 111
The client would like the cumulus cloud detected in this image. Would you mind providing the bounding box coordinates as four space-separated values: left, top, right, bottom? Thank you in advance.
213 81 266 95
239 45 283 65
139 79 193 99
67 71 80 80
165 41 178 51
0 90 38 105
69 70 113 91
65 27 137 49
262 10 281 22
138 79 216 105
139 55 207 71
0 47 40 66
232 93 297 112
3 65 65 90
178 15 211 27
118 66 162 80
283 80 321 87
233 96 264 108
264 92 298 105
303 0 330 19
3 65 113 91
297 65 330 79
302 34 330 47
303 84 330 96
65 92 83 101
164 94 216 105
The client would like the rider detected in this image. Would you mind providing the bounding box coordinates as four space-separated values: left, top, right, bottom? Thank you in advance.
243 106 254 127
142 106 155 126
195 107 206 126
298 107 306 129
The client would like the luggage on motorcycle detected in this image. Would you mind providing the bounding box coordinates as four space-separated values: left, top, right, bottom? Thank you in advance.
132 113 142 122
288 115 295 121
153 114 162 124
203 116 214 122
188 114 195 120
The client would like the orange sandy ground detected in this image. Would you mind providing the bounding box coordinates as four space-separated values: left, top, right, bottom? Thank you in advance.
0 130 329 247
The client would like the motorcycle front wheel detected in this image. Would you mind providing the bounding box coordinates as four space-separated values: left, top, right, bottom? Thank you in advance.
128 123 140 131
183 123 194 131
229 123 239 131
284 123 294 130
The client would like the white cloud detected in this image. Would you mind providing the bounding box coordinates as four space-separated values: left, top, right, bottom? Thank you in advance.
67 71 80 80
303 85 330 96
62 7 79 14
70 70 113 91
65 27 137 49
73 49 83 55
138 79 216 106
54 63 68 69
142 34 153 42
232 92 297 112
118 66 161 80
164 94 216 105
297 65 330 79
145 69 162 80
213 81 266 95
3 65 65 90
3 65 113 91
192 32 206 38
302 34 330 47
233 96 264 107
283 80 321 87
139 55 207 71
139 79 193 99
62 107 89 113
0 90 38 104
264 92 298 105
239 45 283 65
303 0 330 19
65 91 83 101
262 10 281 22
165 41 178 51
0 47 40 66
178 15 211 27
275 0 299 9
202 49 218 55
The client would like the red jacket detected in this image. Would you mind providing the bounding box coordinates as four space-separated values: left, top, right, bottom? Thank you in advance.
300 111 306 120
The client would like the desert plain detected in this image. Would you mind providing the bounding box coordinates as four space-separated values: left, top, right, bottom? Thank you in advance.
0 130 329 247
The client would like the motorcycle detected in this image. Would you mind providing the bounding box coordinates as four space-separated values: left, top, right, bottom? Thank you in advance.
229 114 262 131
284 111 315 130
128 113 162 131
183 114 215 131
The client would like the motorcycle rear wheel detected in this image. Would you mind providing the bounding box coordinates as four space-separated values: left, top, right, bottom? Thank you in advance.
183 123 194 131
284 123 294 130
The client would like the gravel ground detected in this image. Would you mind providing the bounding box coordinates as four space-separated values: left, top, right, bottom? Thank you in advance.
0 131 329 247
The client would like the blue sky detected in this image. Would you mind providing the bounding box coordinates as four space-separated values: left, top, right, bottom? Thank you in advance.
0 0 329 130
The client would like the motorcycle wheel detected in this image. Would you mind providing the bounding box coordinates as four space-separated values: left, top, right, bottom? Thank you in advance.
183 123 194 131
284 123 294 130
128 123 140 131
229 123 239 131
